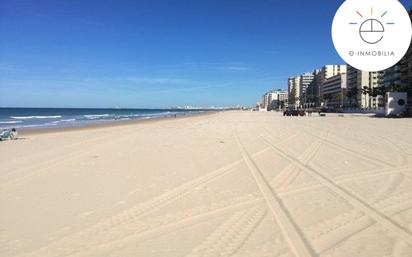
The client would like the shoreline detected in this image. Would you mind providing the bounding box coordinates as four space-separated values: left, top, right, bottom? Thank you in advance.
18 111 219 136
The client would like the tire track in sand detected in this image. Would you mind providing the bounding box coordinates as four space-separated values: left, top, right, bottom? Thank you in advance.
235 134 317 257
310 191 412 254
56 173 412 257
302 127 395 168
261 132 412 246
184 206 267 257
19 164 409 257
278 166 410 198
269 133 325 191
14 133 302 257
17 197 263 257
183 130 325 257
261 125 331 194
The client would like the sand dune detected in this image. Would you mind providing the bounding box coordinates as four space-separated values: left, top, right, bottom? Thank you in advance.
1 111 412 257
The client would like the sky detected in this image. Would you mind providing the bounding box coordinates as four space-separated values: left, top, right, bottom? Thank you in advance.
0 0 411 108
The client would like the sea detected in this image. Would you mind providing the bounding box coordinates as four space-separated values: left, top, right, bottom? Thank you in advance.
0 108 208 130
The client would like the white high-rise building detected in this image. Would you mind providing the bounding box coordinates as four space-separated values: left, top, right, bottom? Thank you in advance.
317 65 347 101
260 89 289 110
288 76 301 108
300 72 315 106
323 73 347 108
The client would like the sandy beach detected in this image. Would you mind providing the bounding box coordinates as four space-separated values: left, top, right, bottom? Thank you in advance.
1 111 412 257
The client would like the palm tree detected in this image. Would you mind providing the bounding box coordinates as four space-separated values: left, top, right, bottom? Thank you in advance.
289 85 297 107
370 87 378 97
388 83 402 92
333 93 342 108
346 87 359 107
362 86 370 108
376 86 387 97
369 87 379 109
374 86 388 108
323 93 332 108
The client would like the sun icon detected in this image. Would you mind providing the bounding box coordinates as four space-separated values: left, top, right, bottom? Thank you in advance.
350 7 395 44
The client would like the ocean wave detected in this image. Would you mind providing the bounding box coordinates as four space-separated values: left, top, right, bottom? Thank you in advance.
0 120 23 124
61 119 76 122
50 119 76 124
142 112 173 117
119 114 141 118
15 123 58 128
84 114 110 119
10 115 62 119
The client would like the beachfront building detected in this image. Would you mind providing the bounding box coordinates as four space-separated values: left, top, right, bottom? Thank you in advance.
400 45 412 89
299 72 315 107
318 65 347 99
305 69 321 106
260 89 288 111
399 7 412 104
347 65 380 108
288 76 301 108
382 66 402 88
401 48 412 105
376 7 411 105
274 90 288 110
322 73 347 108
306 65 347 107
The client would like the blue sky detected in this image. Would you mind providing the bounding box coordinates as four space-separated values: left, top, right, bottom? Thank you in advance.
1 0 411 108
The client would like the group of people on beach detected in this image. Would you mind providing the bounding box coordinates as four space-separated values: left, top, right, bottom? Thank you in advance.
0 128 18 141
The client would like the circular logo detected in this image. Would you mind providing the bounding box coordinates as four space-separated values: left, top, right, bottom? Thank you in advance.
359 19 385 44
332 0 412 72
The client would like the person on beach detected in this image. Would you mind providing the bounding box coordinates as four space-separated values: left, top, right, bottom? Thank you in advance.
1 128 18 141
11 128 18 140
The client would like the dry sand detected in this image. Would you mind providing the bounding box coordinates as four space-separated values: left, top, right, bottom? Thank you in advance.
1 111 412 257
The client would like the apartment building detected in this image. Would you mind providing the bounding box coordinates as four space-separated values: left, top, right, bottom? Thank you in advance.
304 65 346 106
260 90 289 110
305 69 321 105
347 65 380 108
382 65 402 87
377 8 411 105
322 73 347 108
299 72 315 106
288 76 301 108
401 7 412 104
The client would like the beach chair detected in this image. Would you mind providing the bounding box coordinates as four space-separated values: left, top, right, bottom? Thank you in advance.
0 129 11 141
